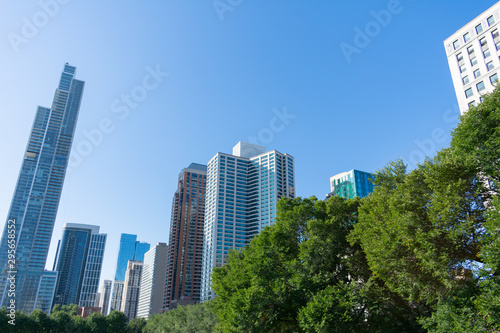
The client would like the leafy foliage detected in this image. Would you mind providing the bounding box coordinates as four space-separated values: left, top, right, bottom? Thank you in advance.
349 152 486 303
143 302 217 333
452 88 500 190
211 196 423 332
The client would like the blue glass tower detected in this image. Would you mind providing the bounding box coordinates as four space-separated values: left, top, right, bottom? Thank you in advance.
0 64 84 313
110 234 150 312
52 223 106 307
114 234 150 281
114 234 138 281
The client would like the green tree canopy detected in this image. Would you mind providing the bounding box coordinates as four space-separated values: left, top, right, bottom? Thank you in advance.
211 196 423 332
143 302 217 333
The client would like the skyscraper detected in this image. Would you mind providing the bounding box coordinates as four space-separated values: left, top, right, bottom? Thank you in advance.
99 280 112 315
326 169 375 200
0 64 84 312
52 223 107 308
138 243 168 318
201 142 295 301
164 164 206 310
110 234 150 312
121 260 143 321
444 2 500 114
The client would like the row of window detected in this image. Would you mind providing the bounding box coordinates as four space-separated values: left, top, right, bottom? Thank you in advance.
464 73 499 99
462 60 496 85
453 15 496 50
457 34 497 74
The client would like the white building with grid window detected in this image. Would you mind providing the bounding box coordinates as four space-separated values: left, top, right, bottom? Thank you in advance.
444 2 500 114
200 142 295 302
137 243 168 319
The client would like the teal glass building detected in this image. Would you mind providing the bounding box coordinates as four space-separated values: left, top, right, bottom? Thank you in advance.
0 64 84 313
327 169 375 199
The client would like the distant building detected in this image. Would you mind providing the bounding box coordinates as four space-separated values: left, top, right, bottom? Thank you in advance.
109 281 124 313
52 223 106 308
95 292 101 308
138 243 169 318
164 164 206 310
444 2 500 114
110 234 150 312
121 260 144 321
99 280 112 315
78 307 101 318
201 142 295 301
326 169 374 200
34 270 58 315
115 234 150 281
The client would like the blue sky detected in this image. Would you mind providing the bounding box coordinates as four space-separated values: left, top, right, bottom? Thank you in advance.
0 0 495 289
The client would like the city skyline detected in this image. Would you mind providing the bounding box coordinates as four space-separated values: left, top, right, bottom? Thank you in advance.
1 1 495 294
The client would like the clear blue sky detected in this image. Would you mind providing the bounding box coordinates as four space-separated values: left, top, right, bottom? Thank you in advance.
0 0 495 289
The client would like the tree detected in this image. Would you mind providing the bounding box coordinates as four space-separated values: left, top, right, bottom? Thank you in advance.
349 152 487 303
106 310 129 332
143 302 217 333
28 309 53 332
87 312 108 333
50 309 76 333
452 86 500 189
211 196 424 332
127 316 146 333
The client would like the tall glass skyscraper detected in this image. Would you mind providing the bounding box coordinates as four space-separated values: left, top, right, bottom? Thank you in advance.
0 64 84 313
326 169 375 199
52 223 106 308
201 142 295 301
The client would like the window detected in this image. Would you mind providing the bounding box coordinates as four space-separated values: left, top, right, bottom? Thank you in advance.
480 37 490 58
468 101 476 108
477 81 486 92
463 32 471 43
488 15 495 27
468 46 477 66
487 61 494 71
490 73 499 84
474 69 481 79
453 40 460 50
462 75 469 85
476 23 484 34
493 30 500 50
457 53 466 73
465 88 473 98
